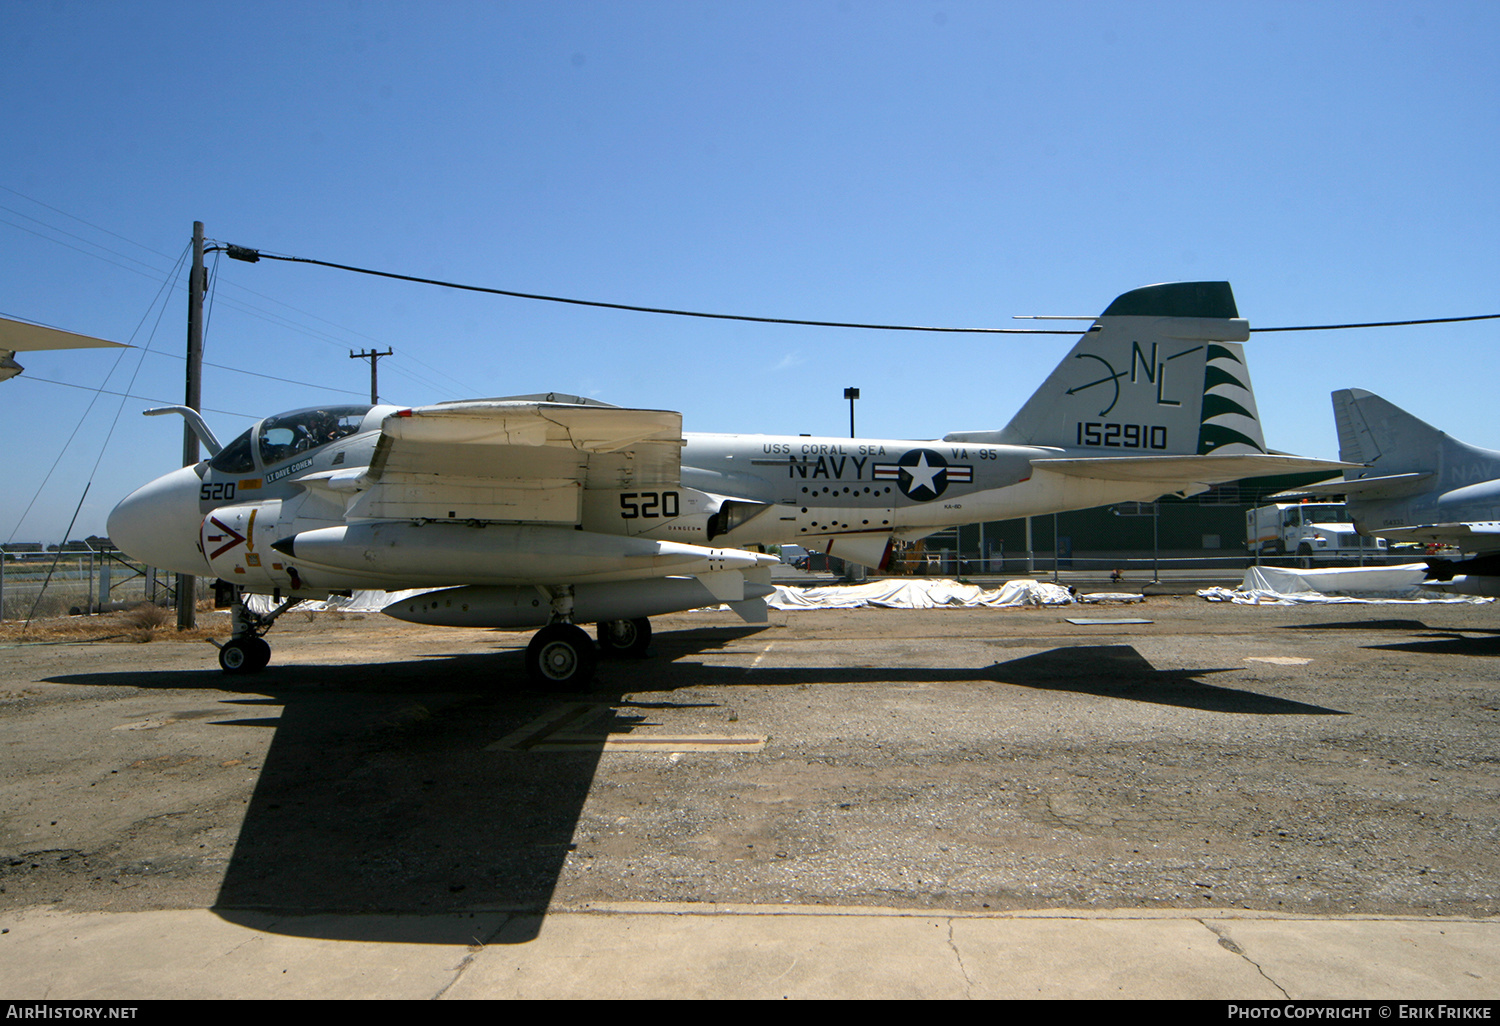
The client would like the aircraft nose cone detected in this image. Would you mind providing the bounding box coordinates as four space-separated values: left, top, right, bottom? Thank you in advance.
108 465 211 576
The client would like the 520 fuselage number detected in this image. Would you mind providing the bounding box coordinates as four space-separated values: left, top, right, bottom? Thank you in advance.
619 491 680 519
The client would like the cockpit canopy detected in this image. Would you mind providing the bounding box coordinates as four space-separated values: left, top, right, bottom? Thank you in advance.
209 405 375 475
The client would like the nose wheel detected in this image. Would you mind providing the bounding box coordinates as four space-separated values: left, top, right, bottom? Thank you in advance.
216 587 302 674
219 636 272 674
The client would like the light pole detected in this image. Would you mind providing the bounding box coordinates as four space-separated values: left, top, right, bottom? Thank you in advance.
844 387 859 437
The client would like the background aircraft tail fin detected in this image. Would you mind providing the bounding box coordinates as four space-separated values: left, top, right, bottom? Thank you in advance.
957 282 1264 456
1333 388 1500 488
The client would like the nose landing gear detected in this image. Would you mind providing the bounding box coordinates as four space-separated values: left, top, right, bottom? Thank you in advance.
214 587 302 674
218 635 271 673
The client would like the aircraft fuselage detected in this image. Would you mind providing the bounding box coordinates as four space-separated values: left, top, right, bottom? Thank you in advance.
616 431 1201 568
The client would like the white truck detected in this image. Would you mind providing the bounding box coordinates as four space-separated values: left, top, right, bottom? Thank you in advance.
1245 502 1387 561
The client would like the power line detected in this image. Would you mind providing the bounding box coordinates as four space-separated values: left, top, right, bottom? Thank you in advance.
222 244 1500 336
15 375 257 419
220 246 1084 334
1249 314 1500 332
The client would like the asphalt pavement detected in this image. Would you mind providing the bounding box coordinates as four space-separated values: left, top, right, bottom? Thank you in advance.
2 588 1498 1001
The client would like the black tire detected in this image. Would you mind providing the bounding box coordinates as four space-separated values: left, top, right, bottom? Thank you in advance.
245 637 271 672
219 637 270 674
597 617 652 658
525 624 598 691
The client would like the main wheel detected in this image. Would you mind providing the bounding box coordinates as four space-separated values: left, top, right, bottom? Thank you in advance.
597 617 652 658
219 636 271 674
525 623 598 691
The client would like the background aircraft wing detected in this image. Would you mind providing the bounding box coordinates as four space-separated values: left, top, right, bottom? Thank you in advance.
1369 522 1500 551
1270 471 1435 502
1 316 126 382
348 400 682 523
0 316 124 352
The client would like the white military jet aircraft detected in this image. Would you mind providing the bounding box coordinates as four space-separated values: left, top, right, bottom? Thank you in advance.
1280 388 1500 596
108 280 1345 687
0 316 125 382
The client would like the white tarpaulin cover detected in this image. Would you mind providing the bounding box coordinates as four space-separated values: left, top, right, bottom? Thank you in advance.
1198 564 1492 605
244 589 432 614
768 579 1079 610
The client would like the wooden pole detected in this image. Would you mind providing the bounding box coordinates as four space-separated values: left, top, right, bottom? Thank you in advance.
177 221 205 630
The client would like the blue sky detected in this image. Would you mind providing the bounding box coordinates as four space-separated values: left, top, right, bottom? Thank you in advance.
3 1 1497 541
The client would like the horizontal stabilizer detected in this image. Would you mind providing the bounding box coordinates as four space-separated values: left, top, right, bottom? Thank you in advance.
1031 453 1355 485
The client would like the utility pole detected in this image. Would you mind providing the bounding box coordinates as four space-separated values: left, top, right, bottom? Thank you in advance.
843 387 859 438
351 348 393 403
177 221 206 630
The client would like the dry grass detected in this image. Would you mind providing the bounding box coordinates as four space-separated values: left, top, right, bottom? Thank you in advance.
121 602 174 642
0 604 230 644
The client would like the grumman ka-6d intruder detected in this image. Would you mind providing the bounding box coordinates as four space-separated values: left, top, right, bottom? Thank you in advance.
109 281 1347 689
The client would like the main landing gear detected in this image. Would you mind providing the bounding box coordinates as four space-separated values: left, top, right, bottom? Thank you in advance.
523 617 652 691
525 623 598 691
597 617 652 658
212 583 653 691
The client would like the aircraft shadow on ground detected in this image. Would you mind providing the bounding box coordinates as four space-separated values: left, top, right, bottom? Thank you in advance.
42 632 1331 946
42 630 768 946
1365 631 1500 656
1276 618 1500 656
1280 619 1434 632
644 641 1343 717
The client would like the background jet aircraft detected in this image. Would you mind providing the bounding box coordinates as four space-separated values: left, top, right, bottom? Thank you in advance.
0 315 124 382
109 280 1345 687
1311 388 1500 596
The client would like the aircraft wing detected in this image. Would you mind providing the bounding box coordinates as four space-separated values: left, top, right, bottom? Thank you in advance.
1030 453 1355 487
1 316 127 382
1369 522 1500 551
347 400 683 523
0 317 124 353
1270 472 1434 502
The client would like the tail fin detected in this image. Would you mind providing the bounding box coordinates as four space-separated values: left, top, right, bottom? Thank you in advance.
952 282 1265 456
1333 388 1500 489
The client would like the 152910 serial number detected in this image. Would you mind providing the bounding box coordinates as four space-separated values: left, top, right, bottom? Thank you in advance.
1075 422 1169 449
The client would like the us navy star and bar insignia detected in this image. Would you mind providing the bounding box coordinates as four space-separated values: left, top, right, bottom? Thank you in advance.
873 448 973 501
